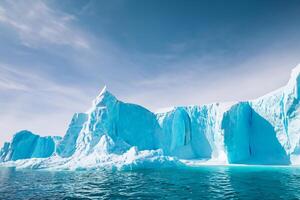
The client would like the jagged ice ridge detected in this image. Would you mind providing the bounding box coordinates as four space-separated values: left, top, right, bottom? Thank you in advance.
1 64 300 170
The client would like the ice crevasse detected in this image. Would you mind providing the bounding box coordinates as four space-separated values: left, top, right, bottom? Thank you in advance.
1 64 300 170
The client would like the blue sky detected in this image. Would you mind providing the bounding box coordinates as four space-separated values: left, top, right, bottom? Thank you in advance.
1 0 300 144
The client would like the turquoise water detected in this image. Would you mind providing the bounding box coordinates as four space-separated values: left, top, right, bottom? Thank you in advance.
0 166 300 199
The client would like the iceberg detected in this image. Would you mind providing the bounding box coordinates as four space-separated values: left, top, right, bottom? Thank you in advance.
1 64 300 170
0 130 61 162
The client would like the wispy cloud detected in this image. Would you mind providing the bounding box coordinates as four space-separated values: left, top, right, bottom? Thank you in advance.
0 66 30 91
0 0 89 49
0 62 94 144
0 64 90 106
0 0 300 146
121 43 300 111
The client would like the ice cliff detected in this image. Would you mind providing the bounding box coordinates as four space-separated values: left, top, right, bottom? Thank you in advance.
0 130 61 162
1 65 300 170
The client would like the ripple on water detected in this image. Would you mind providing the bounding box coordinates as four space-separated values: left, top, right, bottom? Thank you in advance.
0 166 300 199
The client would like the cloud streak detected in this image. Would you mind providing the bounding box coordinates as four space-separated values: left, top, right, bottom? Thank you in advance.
0 0 300 147
0 0 89 49
0 62 94 146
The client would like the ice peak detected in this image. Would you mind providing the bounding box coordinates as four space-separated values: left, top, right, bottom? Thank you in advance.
92 86 118 107
291 63 300 79
97 85 115 99
285 64 300 99
287 64 300 84
99 85 107 96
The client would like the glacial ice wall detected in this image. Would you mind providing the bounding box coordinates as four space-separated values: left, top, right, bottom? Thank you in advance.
1 64 300 169
0 130 61 162
250 65 300 164
156 104 229 161
56 113 88 158
55 87 160 160
221 102 290 164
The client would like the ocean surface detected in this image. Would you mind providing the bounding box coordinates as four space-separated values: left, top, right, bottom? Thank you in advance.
0 166 300 199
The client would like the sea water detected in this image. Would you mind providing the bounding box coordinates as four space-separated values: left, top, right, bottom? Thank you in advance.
0 166 300 199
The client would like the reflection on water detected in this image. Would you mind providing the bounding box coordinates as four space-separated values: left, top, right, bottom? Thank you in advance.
0 166 300 199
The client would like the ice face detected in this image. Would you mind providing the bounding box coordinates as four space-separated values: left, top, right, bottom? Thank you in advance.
56 113 88 158
222 102 252 163
0 142 10 162
0 130 61 162
156 103 232 161
1 64 300 169
249 64 300 164
157 107 195 159
222 102 290 164
156 105 225 160
116 103 159 150
55 87 160 160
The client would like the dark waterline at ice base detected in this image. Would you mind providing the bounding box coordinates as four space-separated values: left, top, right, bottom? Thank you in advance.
1 166 300 200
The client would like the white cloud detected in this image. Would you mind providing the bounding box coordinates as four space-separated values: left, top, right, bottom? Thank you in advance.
0 0 89 49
